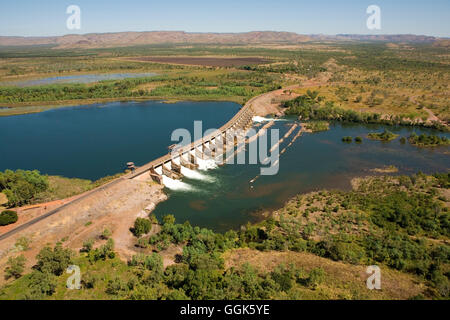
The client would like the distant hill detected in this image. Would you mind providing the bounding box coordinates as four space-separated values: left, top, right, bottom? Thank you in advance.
0 31 442 49
433 39 450 48
334 34 437 42
0 31 311 49
310 34 437 42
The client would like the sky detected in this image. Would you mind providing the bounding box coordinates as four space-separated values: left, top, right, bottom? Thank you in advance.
0 0 449 37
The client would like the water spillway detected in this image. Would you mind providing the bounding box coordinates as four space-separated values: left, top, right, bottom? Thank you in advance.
131 101 257 188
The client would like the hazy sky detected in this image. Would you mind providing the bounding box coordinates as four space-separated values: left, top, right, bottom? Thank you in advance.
0 0 449 37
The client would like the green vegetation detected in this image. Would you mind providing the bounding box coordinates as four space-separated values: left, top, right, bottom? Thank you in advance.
0 67 283 110
355 136 363 143
304 121 329 132
0 170 49 207
0 210 18 226
132 218 152 237
264 173 450 298
342 136 352 143
35 245 73 276
0 169 124 208
284 93 448 132
408 132 450 147
367 130 399 142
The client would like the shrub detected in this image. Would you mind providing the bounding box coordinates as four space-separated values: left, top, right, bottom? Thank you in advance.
163 214 176 225
342 136 352 143
408 133 449 147
307 267 326 289
88 238 115 262
15 237 31 251
82 272 98 289
0 210 18 226
271 264 295 291
368 130 398 141
5 255 26 279
101 228 112 240
81 239 94 253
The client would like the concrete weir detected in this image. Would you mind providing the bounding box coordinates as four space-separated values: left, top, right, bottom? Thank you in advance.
128 103 257 186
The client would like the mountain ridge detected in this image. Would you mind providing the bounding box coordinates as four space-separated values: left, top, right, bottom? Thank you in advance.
0 31 440 48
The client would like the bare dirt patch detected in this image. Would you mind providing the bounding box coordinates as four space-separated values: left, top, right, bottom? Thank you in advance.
125 56 269 67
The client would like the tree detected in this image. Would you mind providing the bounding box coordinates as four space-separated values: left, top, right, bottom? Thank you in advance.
5 255 26 279
26 271 58 298
0 169 48 207
133 218 151 237
35 245 73 276
166 289 190 300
